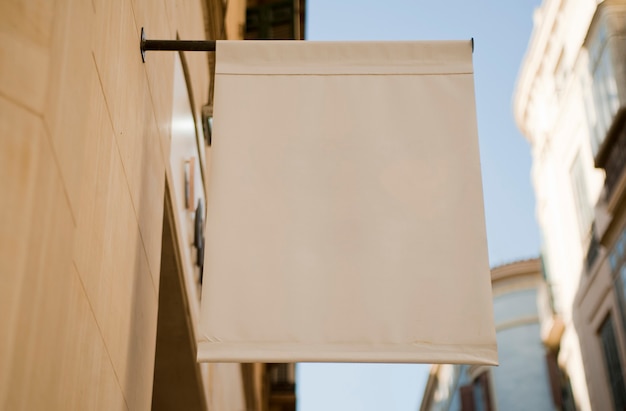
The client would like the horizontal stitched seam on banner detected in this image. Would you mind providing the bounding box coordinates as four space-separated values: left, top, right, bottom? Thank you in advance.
215 72 474 76
198 341 494 347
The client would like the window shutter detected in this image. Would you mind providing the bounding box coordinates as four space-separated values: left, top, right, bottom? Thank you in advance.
245 0 295 40
545 351 563 408
478 372 494 411
460 385 475 411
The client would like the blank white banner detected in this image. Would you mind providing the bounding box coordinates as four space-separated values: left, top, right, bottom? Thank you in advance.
198 40 497 365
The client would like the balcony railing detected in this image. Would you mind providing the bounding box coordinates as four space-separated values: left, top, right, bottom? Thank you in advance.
604 116 626 198
585 227 600 273
596 108 626 200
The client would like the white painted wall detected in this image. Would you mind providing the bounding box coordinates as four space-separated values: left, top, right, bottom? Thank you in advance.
513 1 607 409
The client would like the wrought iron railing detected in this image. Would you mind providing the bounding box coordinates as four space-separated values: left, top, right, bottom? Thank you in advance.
585 227 600 273
605 118 626 198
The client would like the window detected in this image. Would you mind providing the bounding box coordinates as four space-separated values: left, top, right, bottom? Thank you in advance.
600 315 626 410
609 227 626 330
460 372 493 411
619 264 626 328
569 152 593 238
553 48 568 98
245 0 296 40
584 19 620 154
546 350 577 411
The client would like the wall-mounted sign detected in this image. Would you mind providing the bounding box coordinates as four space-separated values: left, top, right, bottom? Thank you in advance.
199 40 496 365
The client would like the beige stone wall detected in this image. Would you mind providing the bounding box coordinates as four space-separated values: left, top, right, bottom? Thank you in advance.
207 363 246 411
0 0 212 409
225 0 247 40
575 202 626 411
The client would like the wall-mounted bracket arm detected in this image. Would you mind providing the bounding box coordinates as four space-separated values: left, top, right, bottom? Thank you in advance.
141 28 216 62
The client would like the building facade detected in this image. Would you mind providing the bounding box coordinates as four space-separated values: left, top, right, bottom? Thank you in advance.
419 259 558 411
0 0 303 410
514 0 626 410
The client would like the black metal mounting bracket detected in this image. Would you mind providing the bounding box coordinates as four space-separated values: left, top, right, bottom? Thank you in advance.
140 28 474 62
140 27 216 63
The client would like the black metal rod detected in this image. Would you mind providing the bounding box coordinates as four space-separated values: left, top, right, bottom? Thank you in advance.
143 39 216 52
141 27 215 62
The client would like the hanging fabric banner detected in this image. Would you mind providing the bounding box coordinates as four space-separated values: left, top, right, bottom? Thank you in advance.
198 40 497 364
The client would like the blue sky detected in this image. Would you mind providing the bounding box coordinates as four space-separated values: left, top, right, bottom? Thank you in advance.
297 1 543 410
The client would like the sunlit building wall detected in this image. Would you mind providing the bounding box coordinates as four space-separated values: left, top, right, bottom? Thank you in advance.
419 259 556 411
0 0 306 409
514 1 626 410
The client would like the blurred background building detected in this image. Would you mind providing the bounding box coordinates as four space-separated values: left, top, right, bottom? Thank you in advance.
419 259 566 411
514 0 626 410
0 0 303 410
